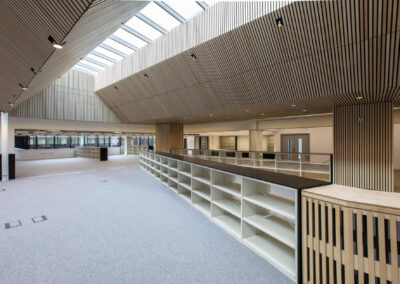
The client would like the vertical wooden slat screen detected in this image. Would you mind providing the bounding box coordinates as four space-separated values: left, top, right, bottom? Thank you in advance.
302 188 400 284
10 69 120 123
333 102 393 191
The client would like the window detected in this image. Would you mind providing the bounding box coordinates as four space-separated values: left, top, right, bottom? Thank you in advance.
73 1 217 75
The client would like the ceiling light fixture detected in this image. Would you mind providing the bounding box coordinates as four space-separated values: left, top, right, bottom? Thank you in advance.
19 83 28 91
245 109 249 112
356 96 363 100
120 22 124 27
9 103 14 107
302 109 307 112
209 114 213 117
30 67 39 74
190 53 197 60
291 104 296 107
261 113 265 116
48 35 63 49
144 73 149 79
276 17 284 28
114 85 119 90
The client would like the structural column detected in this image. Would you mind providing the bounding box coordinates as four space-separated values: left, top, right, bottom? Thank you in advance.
123 135 128 155
249 129 263 152
155 123 183 153
333 102 392 191
1 112 8 182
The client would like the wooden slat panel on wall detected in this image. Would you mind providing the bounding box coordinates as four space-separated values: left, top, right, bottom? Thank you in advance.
333 102 393 191
10 69 120 123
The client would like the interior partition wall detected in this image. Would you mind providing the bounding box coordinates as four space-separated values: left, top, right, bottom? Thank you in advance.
334 102 393 191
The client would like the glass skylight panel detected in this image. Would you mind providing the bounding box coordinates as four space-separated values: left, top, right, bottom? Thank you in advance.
94 46 123 61
86 53 113 66
124 16 163 41
80 59 106 71
103 38 135 55
164 1 203 20
204 1 217 7
140 2 181 32
73 66 97 75
113 29 147 49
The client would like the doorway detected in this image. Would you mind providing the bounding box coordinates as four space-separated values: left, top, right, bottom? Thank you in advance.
280 134 310 160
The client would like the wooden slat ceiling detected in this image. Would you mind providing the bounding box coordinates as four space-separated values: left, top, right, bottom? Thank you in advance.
0 0 146 111
95 0 400 124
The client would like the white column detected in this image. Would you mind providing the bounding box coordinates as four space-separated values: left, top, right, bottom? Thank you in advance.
249 129 263 152
1 112 8 182
124 135 128 155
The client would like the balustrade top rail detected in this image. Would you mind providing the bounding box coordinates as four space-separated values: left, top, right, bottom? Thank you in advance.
150 151 331 190
171 148 333 183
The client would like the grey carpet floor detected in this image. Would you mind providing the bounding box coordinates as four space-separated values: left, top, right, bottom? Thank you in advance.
0 156 292 284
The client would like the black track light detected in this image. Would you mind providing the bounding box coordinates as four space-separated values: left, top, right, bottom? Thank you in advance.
114 85 119 90
30 67 39 74
18 83 28 91
190 53 197 60
276 17 284 28
48 35 64 49
144 73 149 79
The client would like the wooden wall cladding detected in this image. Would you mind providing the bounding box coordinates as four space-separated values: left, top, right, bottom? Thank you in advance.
1 0 146 112
302 186 400 284
156 123 183 153
334 102 392 191
11 69 120 123
95 0 400 124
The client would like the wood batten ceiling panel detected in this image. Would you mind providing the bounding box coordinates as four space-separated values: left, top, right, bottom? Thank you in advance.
96 0 400 124
0 0 91 109
95 1 291 90
10 0 147 110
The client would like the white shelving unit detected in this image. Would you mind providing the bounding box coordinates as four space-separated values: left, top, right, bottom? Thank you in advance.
139 151 300 282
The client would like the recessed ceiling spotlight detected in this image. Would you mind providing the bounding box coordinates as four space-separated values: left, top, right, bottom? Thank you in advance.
120 22 124 27
9 103 14 107
276 17 284 28
19 83 28 91
261 113 265 116
209 114 213 117
356 96 363 100
245 109 249 112
144 73 149 79
302 109 307 112
48 35 63 49
291 104 296 107
190 53 197 60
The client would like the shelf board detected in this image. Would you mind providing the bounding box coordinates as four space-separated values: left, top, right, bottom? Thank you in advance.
192 176 211 185
243 195 295 220
213 214 241 238
179 192 191 203
212 183 241 198
243 215 295 249
192 189 211 201
213 199 241 218
169 177 178 184
168 166 178 172
179 170 191 177
178 182 191 191
244 235 295 281
193 201 210 216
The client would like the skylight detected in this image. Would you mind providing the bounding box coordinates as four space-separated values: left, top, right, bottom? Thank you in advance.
73 1 217 75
